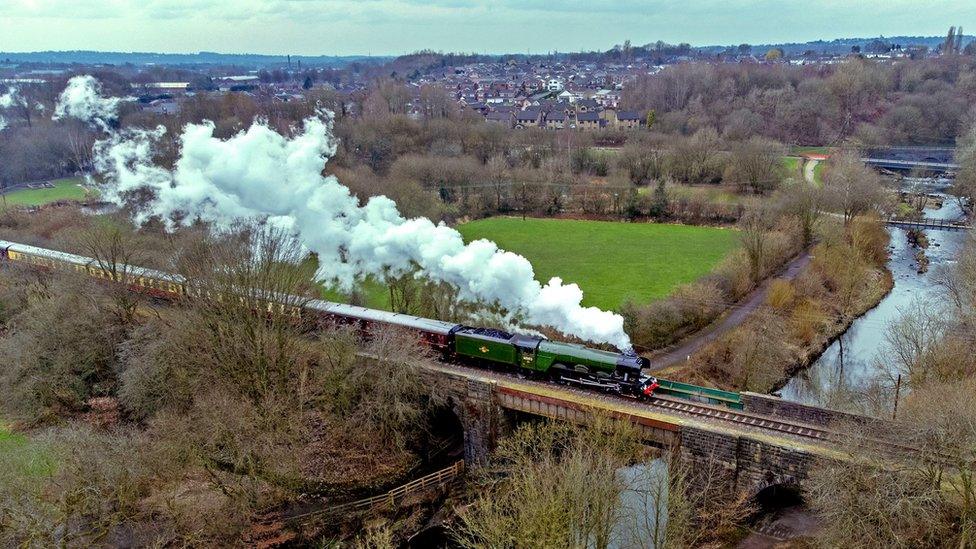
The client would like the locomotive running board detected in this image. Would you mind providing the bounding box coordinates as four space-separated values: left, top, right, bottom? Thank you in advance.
557 375 619 392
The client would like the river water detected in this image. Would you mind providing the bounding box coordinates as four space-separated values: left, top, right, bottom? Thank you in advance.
611 460 669 549
780 189 969 406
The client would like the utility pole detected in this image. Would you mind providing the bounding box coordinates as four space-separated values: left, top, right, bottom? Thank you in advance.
522 181 527 221
892 374 902 420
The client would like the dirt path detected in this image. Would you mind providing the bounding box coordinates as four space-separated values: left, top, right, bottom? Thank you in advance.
644 250 813 372
803 157 823 184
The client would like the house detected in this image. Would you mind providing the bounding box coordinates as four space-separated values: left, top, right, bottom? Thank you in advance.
575 98 600 114
485 111 513 127
576 111 604 130
594 89 621 108
545 111 567 130
546 78 565 92
144 99 180 115
616 110 643 129
557 89 577 103
514 109 543 128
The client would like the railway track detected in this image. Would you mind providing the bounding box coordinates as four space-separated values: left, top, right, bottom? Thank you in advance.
646 396 831 441
436 359 837 444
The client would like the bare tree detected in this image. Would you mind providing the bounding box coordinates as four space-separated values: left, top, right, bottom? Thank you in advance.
808 379 976 547
722 136 787 194
738 206 774 282
822 150 885 225
455 417 642 549
79 224 153 325
777 179 824 246
954 125 976 214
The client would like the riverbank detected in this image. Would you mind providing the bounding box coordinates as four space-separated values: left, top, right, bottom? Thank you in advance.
772 267 893 393
659 216 892 394
780 187 969 405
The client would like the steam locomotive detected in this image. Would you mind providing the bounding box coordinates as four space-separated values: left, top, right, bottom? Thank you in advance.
0 239 660 398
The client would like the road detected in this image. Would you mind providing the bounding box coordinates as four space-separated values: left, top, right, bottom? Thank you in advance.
644 250 813 372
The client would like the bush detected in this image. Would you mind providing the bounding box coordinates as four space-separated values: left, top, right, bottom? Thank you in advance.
570 147 609 177
0 276 124 423
766 279 796 309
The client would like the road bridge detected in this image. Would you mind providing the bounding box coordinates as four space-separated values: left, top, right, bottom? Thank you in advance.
861 146 959 172
419 360 873 498
862 157 959 172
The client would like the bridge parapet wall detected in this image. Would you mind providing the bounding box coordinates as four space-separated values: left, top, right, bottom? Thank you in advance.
421 366 832 497
741 392 885 430
678 425 819 494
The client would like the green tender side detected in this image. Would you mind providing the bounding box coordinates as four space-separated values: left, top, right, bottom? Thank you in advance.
656 378 743 409
535 340 618 375
454 332 518 365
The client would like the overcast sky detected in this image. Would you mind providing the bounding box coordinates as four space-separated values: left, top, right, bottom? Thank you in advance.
1 0 974 56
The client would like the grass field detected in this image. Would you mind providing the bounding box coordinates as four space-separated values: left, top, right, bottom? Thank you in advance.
790 145 833 156
457 217 739 310
0 421 55 478
1 177 90 207
783 156 803 176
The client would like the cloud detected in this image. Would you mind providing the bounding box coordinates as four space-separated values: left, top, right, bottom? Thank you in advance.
3 0 974 55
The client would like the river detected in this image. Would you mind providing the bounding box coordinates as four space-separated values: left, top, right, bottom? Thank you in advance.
780 187 969 406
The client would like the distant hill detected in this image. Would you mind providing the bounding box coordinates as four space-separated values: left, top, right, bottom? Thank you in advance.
699 35 974 55
0 50 390 67
2 34 972 69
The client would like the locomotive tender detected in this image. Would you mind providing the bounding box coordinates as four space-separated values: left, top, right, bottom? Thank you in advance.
0 239 660 398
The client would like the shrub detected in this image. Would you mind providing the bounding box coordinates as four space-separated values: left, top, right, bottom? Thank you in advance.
766 279 796 309
0 276 124 423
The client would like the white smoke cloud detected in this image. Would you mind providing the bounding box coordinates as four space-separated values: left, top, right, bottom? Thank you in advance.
92 114 632 349
0 87 24 130
53 75 126 131
0 88 25 133
0 89 21 109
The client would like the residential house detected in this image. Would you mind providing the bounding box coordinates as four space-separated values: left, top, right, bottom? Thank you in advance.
545 111 567 130
514 109 543 129
616 110 643 129
575 98 600 114
557 89 577 103
546 78 565 92
485 111 513 127
576 111 604 130
144 99 180 115
594 89 621 108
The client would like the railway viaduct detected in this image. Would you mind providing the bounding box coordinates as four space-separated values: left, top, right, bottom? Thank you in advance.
421 361 872 498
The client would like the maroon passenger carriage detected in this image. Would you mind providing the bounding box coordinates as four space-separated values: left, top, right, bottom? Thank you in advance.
0 239 461 350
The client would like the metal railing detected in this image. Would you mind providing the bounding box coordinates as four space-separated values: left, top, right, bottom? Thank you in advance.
886 217 972 231
288 460 465 522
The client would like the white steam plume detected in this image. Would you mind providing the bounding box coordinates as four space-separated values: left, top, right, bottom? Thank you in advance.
92 114 631 349
0 87 25 132
0 87 25 109
53 75 125 131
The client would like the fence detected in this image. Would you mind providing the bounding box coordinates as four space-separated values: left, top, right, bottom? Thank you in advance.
886 217 972 231
288 460 465 522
